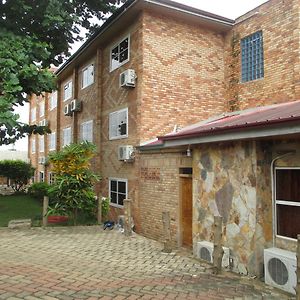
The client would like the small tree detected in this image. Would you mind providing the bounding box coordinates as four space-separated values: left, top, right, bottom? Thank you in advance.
0 160 34 191
48 142 100 224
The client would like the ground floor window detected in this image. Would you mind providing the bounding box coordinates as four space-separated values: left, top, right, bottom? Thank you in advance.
275 167 300 239
39 171 44 183
109 178 127 207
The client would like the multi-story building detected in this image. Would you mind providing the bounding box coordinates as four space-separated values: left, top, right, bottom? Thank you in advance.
29 0 300 282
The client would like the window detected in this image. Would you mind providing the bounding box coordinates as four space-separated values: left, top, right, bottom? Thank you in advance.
50 91 57 110
110 36 130 71
40 101 45 117
31 138 36 154
63 81 73 101
39 136 44 153
63 127 72 147
31 107 36 122
49 132 56 151
82 64 94 88
275 168 300 239
109 108 128 140
39 171 44 183
109 178 127 207
80 120 93 142
241 31 264 82
49 172 55 185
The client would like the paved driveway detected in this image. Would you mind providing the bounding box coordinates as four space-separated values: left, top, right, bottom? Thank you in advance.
0 226 292 299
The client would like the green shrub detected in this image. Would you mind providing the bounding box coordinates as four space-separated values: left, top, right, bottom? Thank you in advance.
28 182 49 200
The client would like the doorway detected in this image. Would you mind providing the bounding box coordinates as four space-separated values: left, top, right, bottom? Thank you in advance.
180 170 193 247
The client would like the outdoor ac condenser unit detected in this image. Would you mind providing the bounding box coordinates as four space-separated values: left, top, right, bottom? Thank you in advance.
264 247 296 295
120 69 136 88
70 99 82 112
196 241 230 268
64 104 72 116
118 145 134 161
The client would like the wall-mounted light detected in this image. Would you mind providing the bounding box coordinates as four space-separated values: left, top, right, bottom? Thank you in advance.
186 145 191 157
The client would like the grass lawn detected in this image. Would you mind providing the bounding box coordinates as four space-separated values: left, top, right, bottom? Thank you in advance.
0 194 42 227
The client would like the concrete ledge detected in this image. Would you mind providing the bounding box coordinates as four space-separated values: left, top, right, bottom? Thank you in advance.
8 219 32 229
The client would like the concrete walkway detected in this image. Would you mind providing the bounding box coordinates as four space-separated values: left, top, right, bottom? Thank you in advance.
0 226 293 299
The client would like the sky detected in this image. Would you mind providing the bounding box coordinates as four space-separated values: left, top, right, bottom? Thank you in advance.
0 0 268 152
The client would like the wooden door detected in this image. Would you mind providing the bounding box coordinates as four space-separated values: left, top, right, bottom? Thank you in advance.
181 176 192 247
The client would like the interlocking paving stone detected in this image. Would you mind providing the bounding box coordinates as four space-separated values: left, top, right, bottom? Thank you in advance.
0 226 294 299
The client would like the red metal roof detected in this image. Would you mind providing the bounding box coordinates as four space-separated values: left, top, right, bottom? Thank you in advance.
159 100 300 141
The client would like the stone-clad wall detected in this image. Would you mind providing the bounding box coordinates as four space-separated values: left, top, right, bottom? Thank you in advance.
193 141 260 275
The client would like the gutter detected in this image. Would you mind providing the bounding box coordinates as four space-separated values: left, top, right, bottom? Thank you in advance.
144 0 234 26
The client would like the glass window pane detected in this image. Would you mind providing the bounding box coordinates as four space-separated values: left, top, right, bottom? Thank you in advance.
110 180 117 192
277 204 300 239
118 193 126 206
276 169 300 202
111 192 117 204
120 38 128 52
118 181 126 194
119 50 128 63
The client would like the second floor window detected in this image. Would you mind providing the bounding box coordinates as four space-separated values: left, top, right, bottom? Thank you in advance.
241 31 264 82
80 120 93 142
39 136 44 153
49 132 56 151
40 101 45 117
82 64 94 88
63 81 72 101
63 127 72 147
50 91 57 110
31 107 36 122
109 108 128 140
110 36 130 71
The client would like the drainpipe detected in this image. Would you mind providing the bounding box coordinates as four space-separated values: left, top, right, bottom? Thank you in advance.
270 151 295 246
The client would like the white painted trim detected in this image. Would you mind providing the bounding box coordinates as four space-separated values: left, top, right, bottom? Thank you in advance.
108 177 128 207
81 63 95 89
109 35 130 72
63 80 73 101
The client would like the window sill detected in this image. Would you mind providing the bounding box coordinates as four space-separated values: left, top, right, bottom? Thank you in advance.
276 234 297 242
110 203 124 209
240 77 264 84
109 135 128 141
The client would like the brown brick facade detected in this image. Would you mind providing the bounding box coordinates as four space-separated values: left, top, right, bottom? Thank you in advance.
28 0 300 245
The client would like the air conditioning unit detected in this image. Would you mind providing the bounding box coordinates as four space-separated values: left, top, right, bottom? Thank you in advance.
70 99 82 112
39 119 48 127
120 69 136 88
38 157 45 165
264 247 296 295
196 241 230 268
118 145 134 161
64 104 72 116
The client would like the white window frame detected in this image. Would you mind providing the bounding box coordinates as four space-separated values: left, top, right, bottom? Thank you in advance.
49 172 55 185
50 91 57 110
63 80 73 101
48 132 56 151
109 108 128 140
40 101 45 117
39 135 44 153
31 138 36 154
274 167 300 241
80 120 93 142
110 35 130 72
82 64 94 89
31 107 36 122
62 127 72 147
39 171 44 183
109 178 128 208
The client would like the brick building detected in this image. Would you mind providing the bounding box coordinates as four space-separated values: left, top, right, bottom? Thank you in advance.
29 0 300 285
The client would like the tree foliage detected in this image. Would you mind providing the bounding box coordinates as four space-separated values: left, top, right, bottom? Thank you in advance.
0 0 122 145
47 142 100 224
0 159 34 191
